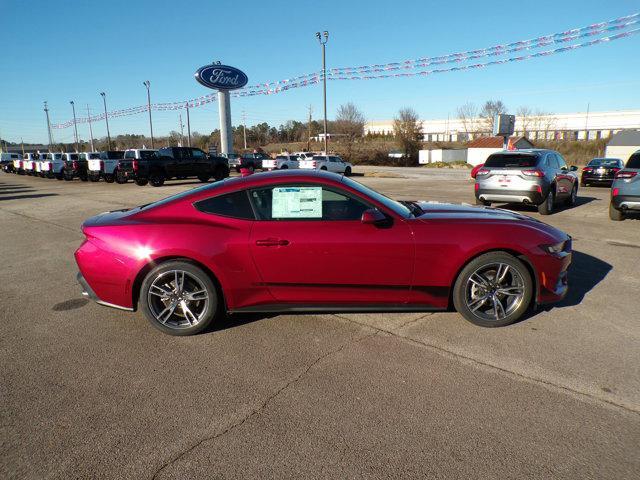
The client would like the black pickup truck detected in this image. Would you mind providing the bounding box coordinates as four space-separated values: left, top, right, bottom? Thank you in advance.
120 146 230 187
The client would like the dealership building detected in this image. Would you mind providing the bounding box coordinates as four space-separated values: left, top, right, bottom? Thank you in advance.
365 110 640 142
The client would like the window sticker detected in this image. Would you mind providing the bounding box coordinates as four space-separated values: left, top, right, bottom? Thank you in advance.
272 187 322 218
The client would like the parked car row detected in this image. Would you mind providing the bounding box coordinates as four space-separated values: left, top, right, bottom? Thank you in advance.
472 148 640 221
3 147 231 187
223 151 353 175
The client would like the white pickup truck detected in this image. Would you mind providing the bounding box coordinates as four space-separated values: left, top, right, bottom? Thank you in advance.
261 154 300 170
22 153 36 175
298 155 353 175
41 153 65 179
88 151 125 183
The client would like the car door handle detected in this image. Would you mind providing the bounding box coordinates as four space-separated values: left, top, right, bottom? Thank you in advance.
255 238 290 247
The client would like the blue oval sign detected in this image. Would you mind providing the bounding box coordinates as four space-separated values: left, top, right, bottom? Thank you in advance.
194 64 248 91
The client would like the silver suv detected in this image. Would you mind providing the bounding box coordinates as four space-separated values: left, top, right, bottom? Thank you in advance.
609 150 640 221
475 149 579 215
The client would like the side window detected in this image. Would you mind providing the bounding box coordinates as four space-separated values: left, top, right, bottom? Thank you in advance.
192 149 206 159
546 154 559 169
194 190 254 220
556 154 567 169
124 151 134 159
249 185 369 221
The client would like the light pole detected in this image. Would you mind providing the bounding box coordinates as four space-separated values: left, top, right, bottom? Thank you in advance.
43 101 53 147
185 102 192 147
316 30 329 154
143 80 154 148
70 100 79 152
86 104 95 152
100 92 111 150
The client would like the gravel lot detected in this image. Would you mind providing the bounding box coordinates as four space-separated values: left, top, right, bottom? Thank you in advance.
1 167 639 479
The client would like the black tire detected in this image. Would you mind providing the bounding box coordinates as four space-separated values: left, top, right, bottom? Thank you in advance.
609 202 624 221
320 166 327 171
79 173 88 182
453 252 533 328
565 184 578 207
537 187 555 215
475 198 491 206
63 170 73 181
149 172 165 187
104 174 115 183
115 170 128 184
197 174 210 183
135 178 149 186
344 166 352 176
280 164 288 170
213 165 229 181
140 260 221 336
56 172 64 181
88 175 99 182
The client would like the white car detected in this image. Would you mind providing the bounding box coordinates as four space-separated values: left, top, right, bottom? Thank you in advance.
299 155 353 175
1 152 21 173
293 151 318 161
41 152 65 179
262 154 300 170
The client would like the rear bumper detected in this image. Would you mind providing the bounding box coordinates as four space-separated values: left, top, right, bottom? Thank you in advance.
476 189 544 205
612 194 640 210
77 271 134 312
582 173 614 184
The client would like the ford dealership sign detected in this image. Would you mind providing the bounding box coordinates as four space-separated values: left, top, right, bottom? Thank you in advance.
194 64 248 90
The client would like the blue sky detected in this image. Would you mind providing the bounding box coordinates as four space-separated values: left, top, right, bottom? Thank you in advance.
1 0 639 144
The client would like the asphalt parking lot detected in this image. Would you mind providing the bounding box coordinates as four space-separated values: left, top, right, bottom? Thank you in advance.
1 167 639 479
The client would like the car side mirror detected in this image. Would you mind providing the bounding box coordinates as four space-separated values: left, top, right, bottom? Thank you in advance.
570 165 578 171
361 208 389 226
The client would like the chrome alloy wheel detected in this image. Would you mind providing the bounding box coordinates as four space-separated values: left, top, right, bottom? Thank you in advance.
464 263 526 322
147 270 209 329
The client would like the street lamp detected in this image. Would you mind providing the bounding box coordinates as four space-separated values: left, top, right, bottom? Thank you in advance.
316 30 329 154
70 100 79 152
143 80 154 148
100 92 111 150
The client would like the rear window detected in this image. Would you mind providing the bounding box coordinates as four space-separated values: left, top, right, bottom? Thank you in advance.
626 153 640 169
140 150 156 159
88 153 100 159
485 153 539 168
195 191 255 220
103 151 124 160
588 158 622 167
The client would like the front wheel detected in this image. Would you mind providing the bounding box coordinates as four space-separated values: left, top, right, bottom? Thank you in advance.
609 202 624 221
565 184 578 207
140 261 221 336
197 174 210 183
135 178 149 186
344 166 352 176
537 188 555 215
453 252 533 328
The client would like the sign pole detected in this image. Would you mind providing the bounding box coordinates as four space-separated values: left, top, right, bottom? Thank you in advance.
218 90 233 155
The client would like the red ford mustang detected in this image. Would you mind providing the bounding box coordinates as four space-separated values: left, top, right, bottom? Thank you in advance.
75 170 571 335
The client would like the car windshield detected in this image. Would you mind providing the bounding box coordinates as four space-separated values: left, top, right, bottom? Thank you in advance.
485 153 539 168
588 158 620 167
341 177 412 218
626 153 640 169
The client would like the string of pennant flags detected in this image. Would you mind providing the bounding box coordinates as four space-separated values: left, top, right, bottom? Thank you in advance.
51 13 639 130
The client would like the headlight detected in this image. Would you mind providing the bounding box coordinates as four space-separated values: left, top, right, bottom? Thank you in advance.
540 241 567 255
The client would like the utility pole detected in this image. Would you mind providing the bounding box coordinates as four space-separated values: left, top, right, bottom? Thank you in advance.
185 102 192 147
70 100 79 151
86 105 95 151
307 104 313 151
100 92 111 150
43 101 53 148
179 113 184 146
316 31 329 154
242 110 247 149
585 102 590 140
21 137 25 155
143 80 154 148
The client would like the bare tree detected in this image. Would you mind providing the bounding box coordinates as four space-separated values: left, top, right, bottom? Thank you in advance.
479 100 507 134
456 102 478 139
334 103 365 138
393 107 422 166
531 110 556 140
516 106 533 137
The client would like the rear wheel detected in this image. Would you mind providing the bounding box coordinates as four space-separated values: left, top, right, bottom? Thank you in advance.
149 173 165 187
197 174 210 183
453 252 533 327
280 164 288 169
88 175 99 182
320 166 327 171
475 198 491 206
344 166 352 176
609 202 624 221
56 172 64 180
63 170 73 181
537 187 555 215
134 178 149 186
79 173 88 182
103 173 115 183
140 261 221 336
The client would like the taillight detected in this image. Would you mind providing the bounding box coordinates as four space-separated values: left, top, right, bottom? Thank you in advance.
476 168 490 176
312 161 317 168
132 160 138 172
535 185 542 193
615 171 637 179
522 169 544 177
72 161 78 169
582 167 593 172
612 187 619 196
474 182 479 191
100 160 104 170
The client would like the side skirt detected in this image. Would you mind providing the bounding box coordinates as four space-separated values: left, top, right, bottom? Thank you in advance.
229 304 442 314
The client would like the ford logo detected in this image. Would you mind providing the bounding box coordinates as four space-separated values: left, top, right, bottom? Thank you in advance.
194 64 248 91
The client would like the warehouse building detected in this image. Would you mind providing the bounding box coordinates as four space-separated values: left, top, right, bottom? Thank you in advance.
605 130 640 164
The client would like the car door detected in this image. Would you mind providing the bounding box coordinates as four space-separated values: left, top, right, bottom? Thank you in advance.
554 153 573 198
191 148 208 175
248 182 415 305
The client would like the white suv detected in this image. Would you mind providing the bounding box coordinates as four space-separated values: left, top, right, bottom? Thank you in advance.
299 155 352 175
262 154 299 170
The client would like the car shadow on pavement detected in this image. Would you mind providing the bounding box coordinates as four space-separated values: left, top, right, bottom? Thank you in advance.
550 250 611 309
0 193 58 202
211 312 278 332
